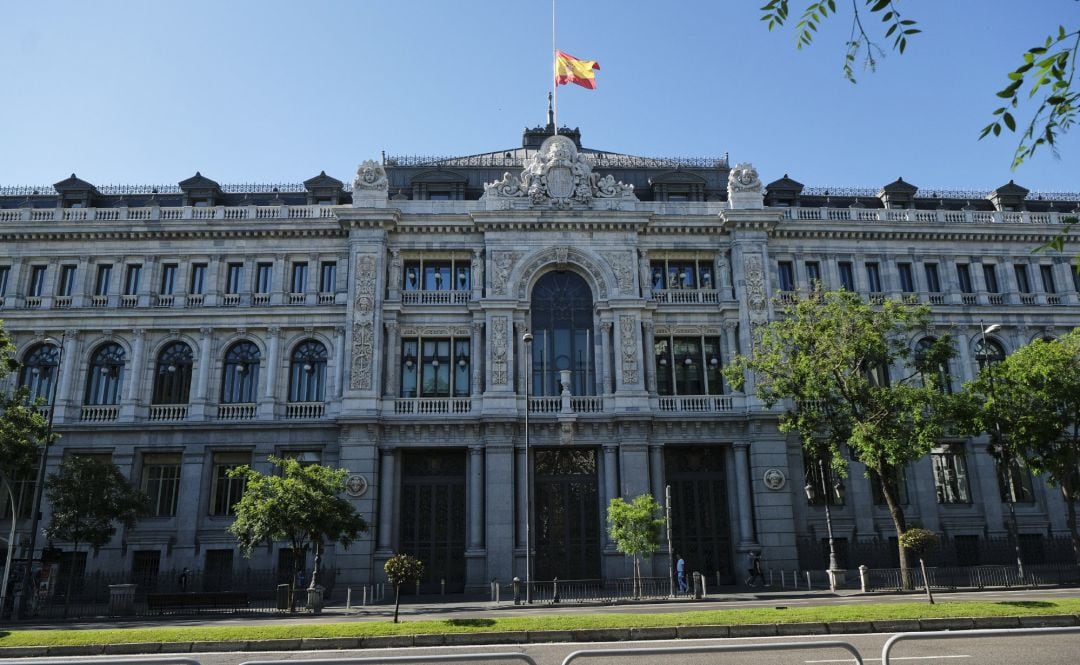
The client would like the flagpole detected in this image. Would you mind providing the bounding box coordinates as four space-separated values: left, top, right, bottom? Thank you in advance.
551 0 558 135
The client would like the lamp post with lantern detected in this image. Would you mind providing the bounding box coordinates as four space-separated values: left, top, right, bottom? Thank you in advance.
804 456 845 591
521 331 534 604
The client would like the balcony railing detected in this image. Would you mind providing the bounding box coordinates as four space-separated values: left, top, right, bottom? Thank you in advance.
90 295 108 308
23 296 41 309
218 403 256 420
401 290 471 305
651 288 720 304
1 204 341 224
80 405 119 422
285 401 325 419
148 404 188 421
119 295 138 308
153 294 174 308
656 395 736 413
784 206 1075 225
221 293 240 307
393 397 472 414
186 294 204 307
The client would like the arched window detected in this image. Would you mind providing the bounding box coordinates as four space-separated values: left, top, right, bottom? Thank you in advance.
153 342 194 405
530 271 596 396
85 343 125 405
221 341 260 404
915 337 952 393
288 340 327 402
20 343 60 402
973 337 1006 366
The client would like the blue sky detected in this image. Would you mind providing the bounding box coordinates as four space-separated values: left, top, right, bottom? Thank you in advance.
2 1 1078 194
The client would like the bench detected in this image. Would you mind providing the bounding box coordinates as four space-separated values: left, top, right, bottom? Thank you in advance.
146 591 249 613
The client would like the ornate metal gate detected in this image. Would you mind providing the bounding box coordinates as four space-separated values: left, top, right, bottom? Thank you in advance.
665 446 734 584
399 450 466 593
534 448 601 581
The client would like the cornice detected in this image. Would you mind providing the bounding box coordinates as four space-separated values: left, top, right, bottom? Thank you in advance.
0 226 346 243
470 209 652 232
772 222 1076 245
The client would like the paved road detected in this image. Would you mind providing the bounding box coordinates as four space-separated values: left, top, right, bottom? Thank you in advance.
8 631 1080 664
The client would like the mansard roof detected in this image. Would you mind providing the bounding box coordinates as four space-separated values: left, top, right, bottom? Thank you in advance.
993 179 1030 197
879 177 918 195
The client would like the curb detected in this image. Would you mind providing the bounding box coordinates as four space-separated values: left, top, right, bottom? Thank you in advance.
3 614 1079 658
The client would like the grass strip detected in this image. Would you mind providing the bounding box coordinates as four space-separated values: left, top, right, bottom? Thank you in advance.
1 599 1077 648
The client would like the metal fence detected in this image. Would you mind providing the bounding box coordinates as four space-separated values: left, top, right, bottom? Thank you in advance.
18 566 337 620
862 562 1080 592
501 576 680 605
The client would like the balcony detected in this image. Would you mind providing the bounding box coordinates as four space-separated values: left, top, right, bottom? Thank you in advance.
148 404 188 421
527 396 605 414
153 294 174 308
651 288 720 305
393 397 473 414
401 290 470 305
784 206 1073 226
80 405 119 422
218 403 256 420
656 395 737 413
285 401 326 419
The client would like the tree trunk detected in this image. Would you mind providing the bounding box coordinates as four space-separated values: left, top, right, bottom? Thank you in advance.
876 464 913 589
919 557 935 604
1063 484 1080 566
393 583 401 623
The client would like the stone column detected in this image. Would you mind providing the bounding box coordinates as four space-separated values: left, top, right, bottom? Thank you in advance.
384 321 399 398
331 326 345 400
264 326 281 399
642 321 655 393
722 319 739 366
468 446 484 550
124 328 146 403
55 329 80 420
600 321 612 396
376 448 395 554
733 442 755 548
471 321 483 396
602 444 619 550
195 327 212 400
73 256 90 307
955 329 974 383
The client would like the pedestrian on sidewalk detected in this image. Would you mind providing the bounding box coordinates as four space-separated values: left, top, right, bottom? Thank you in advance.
676 554 688 594
745 550 765 587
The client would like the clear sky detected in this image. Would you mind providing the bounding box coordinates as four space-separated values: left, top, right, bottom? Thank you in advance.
2 1 1078 194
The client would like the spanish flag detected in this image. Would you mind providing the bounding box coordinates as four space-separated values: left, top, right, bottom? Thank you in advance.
555 50 600 89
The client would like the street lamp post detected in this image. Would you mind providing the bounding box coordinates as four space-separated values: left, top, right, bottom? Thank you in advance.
979 322 1025 583
521 331 533 604
17 333 65 619
805 457 844 591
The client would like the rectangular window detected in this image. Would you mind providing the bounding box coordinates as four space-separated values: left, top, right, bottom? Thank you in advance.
777 261 795 291
400 337 471 398
124 264 142 295
290 262 308 293
649 259 713 291
29 265 47 297
932 447 971 504
838 261 855 291
997 458 1035 504
319 261 336 293
654 336 723 396
190 263 207 294
95 264 112 296
1014 264 1031 293
1040 265 1056 294
897 262 915 293
957 263 973 294
865 262 882 292
805 261 822 288
982 264 1000 293
142 453 181 517
225 263 243 294
210 452 249 516
57 265 76 297
924 263 941 293
159 264 177 295
255 263 273 294
0 265 9 296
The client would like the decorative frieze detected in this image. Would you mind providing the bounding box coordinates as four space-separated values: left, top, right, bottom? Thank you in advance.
619 315 638 385
599 250 634 295
744 254 767 313
491 316 509 385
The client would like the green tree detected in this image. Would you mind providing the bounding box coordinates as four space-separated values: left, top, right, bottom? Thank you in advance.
606 494 664 598
958 331 1080 564
383 553 424 623
43 456 148 616
725 290 956 586
227 456 368 611
899 527 940 604
760 1 1078 169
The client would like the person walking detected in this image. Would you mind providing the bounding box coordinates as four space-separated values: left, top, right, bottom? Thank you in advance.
745 550 765 587
676 555 688 594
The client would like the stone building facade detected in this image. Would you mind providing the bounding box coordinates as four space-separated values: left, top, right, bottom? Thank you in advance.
2 122 1078 591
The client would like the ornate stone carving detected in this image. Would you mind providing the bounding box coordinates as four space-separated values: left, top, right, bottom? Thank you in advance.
353 254 377 315
491 251 522 296
619 315 638 384
491 316 508 385
353 159 388 192
600 251 634 294
350 321 373 390
482 135 635 209
516 247 610 300
744 254 767 312
471 250 483 290
555 246 569 266
728 162 764 209
388 249 402 292
638 249 651 294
